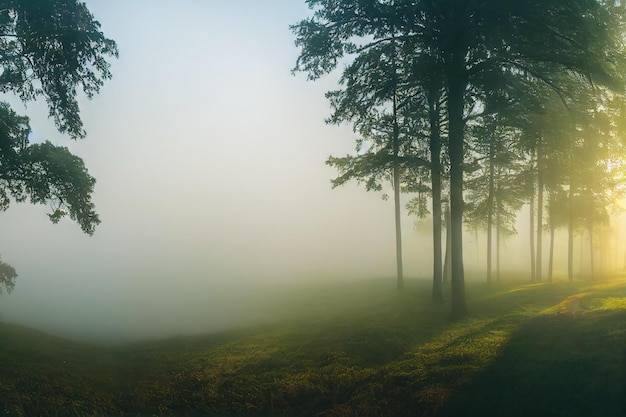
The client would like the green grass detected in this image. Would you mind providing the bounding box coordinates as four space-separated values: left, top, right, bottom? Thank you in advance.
1 275 625 416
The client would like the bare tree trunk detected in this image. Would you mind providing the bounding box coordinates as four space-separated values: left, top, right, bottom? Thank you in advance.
548 217 555 284
429 89 443 302
530 148 536 282
443 204 452 286
486 137 495 284
496 199 501 282
588 211 594 280
392 88 403 291
536 142 544 282
580 231 585 274
475 228 480 266
496 168 501 282
447 49 467 319
568 181 574 282
393 164 403 290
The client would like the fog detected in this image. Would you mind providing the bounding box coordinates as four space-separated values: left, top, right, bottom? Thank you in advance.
0 1 624 344
0 0 429 342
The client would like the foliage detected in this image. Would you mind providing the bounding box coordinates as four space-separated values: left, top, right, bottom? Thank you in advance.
0 0 118 139
0 255 16 294
465 118 529 236
0 0 116 289
0 100 100 237
0 0 117 235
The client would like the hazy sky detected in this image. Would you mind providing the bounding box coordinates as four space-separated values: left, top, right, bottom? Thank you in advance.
0 1 439 341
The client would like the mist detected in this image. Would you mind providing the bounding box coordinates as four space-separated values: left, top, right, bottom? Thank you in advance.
0 0 436 343
1 0 625 347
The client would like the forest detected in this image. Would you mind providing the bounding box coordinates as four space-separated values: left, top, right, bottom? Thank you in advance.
0 1 626 416
292 0 626 317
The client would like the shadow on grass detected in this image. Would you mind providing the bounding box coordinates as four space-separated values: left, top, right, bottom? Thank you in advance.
2 278 624 417
439 310 626 417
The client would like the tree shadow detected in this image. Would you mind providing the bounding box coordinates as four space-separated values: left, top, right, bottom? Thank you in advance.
439 310 626 417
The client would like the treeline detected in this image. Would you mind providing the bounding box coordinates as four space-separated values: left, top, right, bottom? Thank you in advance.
291 0 626 317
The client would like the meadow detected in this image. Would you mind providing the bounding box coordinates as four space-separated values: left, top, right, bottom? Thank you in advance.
0 275 624 416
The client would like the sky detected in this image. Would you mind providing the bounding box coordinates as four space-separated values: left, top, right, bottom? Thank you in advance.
0 0 441 342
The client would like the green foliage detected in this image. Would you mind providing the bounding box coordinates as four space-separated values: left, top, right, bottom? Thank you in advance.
465 117 529 236
24 141 99 234
326 151 427 193
0 0 118 138
0 102 99 235
0 0 116 227
0 0 116 292
406 193 430 219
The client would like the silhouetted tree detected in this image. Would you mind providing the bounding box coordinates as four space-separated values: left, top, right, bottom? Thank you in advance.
325 39 432 290
0 0 117 288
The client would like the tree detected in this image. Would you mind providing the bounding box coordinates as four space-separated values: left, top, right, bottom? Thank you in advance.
546 189 569 282
465 116 528 283
293 0 625 319
326 39 430 290
0 0 117 289
423 59 446 302
0 255 16 294
436 0 624 316
0 0 118 138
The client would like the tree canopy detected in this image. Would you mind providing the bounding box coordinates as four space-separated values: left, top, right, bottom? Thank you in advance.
0 0 117 293
0 0 117 230
0 0 118 138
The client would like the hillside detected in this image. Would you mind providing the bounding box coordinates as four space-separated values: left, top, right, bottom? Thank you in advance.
1 276 625 416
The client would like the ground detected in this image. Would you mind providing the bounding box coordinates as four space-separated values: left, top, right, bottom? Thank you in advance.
0 274 624 416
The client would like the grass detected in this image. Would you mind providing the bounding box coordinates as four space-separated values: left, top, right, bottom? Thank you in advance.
0 275 625 416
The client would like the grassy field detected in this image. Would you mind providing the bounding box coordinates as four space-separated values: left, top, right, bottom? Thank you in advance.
0 275 625 416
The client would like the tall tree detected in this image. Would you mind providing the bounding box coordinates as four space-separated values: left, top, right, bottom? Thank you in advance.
325 40 429 290
293 0 625 318
465 117 528 283
426 78 446 301
0 0 117 288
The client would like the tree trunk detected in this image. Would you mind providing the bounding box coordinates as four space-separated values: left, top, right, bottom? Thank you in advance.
530 148 536 282
393 164 403 290
392 89 403 291
536 142 544 282
496 199 501 282
443 204 452 286
548 214 555 284
447 51 467 319
580 230 584 274
588 206 594 280
486 137 495 284
429 89 443 302
568 181 574 282
496 167 501 282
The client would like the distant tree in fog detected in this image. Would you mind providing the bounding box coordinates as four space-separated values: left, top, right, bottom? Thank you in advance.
465 117 528 283
0 256 16 295
529 81 626 282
